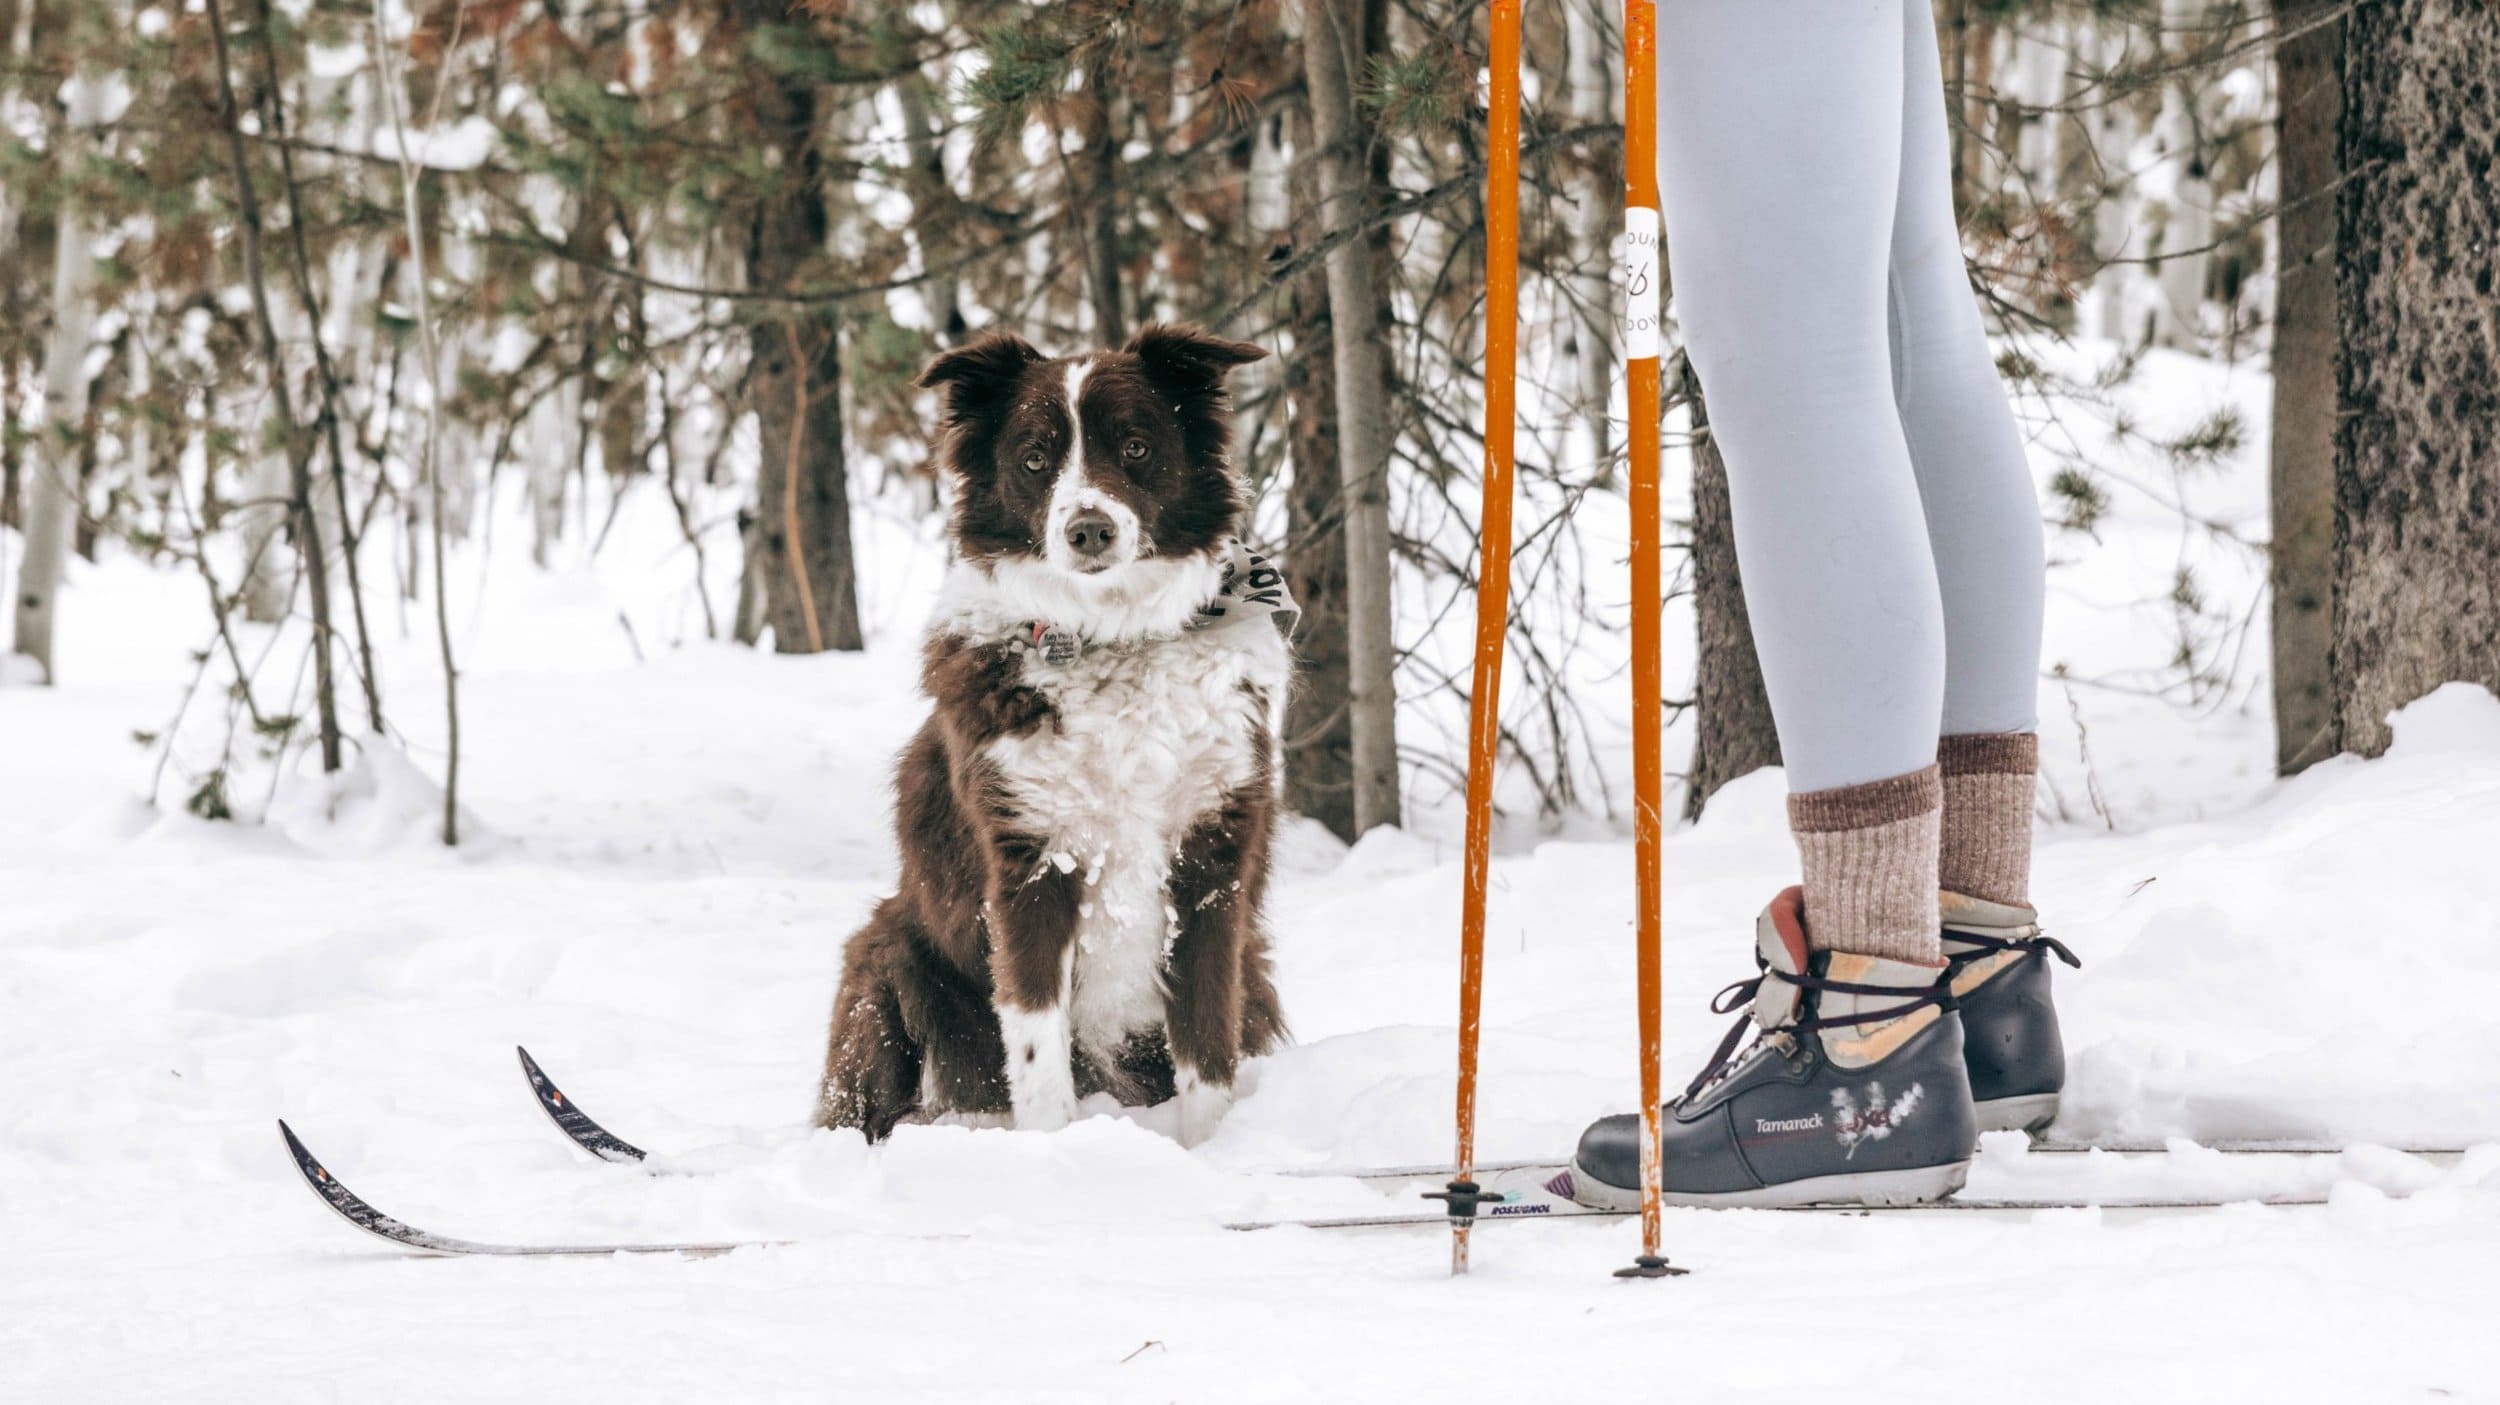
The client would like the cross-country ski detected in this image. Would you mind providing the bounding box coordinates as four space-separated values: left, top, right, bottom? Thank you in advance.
1222 1159 2382 1233
9 0 2500 1400
275 1112 2446 1255
277 1121 775 1259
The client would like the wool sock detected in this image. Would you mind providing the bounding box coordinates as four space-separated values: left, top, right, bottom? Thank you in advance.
1787 765 1943 964
1938 732 2038 908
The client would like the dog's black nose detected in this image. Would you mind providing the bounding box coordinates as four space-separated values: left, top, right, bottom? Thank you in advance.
1066 512 1117 559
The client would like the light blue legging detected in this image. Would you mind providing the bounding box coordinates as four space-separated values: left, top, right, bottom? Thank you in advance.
1657 0 2045 792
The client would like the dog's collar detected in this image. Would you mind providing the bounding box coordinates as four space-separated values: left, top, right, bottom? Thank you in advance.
1019 541 1299 666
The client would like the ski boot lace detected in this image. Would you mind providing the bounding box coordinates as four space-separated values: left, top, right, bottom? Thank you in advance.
1943 925 2082 970
1682 964 1948 1104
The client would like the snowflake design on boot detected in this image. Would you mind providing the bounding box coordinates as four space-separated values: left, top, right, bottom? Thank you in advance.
1830 1081 1926 1160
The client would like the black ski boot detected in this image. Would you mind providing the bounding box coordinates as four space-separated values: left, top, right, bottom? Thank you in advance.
1940 891 2080 1135
1561 888 1977 1209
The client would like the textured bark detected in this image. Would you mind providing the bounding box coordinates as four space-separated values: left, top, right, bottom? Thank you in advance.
1300 0 1401 834
1080 68 1125 346
1282 123 1355 840
2268 0 2341 773
1682 369 1781 818
2329 0 2500 757
740 7 863 655
749 319 864 654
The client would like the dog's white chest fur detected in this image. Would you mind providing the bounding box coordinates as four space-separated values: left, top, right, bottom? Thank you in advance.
986 622 1285 1059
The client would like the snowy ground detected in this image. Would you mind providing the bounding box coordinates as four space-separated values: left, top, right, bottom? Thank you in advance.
5 347 2499 1401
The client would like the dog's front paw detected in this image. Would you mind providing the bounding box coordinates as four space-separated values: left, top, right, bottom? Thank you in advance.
999 1004 1079 1133
1011 1076 1078 1133
1174 1069 1235 1148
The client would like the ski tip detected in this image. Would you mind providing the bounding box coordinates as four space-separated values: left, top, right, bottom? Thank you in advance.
276 1119 335 1184
514 1045 650 1163
276 1119 356 1215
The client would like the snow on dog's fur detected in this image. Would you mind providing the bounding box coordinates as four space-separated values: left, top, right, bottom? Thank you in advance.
814 325 1288 1147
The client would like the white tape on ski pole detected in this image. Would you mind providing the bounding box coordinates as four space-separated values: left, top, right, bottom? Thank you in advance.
1623 206 1661 362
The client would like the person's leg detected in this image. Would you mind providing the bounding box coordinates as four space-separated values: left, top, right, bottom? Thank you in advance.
1656 0 1942 961
1884 2 2072 1137
1888 0 2047 907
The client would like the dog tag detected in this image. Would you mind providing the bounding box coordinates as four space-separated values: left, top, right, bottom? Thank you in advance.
1037 626 1079 665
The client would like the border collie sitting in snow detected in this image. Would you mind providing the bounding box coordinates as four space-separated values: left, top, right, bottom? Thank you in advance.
814 324 1292 1147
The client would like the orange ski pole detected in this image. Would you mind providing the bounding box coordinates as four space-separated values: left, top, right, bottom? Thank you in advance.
1439 0 1521 1278
1616 0 1682 1281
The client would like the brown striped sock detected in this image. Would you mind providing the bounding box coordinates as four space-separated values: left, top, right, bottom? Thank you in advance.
1787 765 1944 965
1938 732 2038 908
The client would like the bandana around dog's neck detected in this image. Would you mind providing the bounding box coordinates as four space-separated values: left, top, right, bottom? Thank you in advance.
1022 539 1299 665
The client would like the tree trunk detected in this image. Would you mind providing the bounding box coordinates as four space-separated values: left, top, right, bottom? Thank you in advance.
733 509 769 647
529 191 591 569
2151 0 2216 350
1 326 19 532
1080 67 1125 346
2010 20 2064 199
2082 16 2145 344
1300 0 1401 834
2328 0 2500 757
0 0 34 533
1946 0 1973 217
1563 0 1616 482
1681 365 1780 818
238 446 294 624
894 71 964 343
202 0 342 767
1282 103 1356 840
1965 15 2001 197
2268 0 2340 774
741 12 863 655
10 53 106 682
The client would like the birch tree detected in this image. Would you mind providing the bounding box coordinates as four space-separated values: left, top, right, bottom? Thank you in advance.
2149 0 2217 349
0 0 38 529
10 28 108 682
1301 0 1402 834
1562 0 1616 480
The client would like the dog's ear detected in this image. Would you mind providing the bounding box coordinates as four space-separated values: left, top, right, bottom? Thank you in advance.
916 332 1043 424
1124 323 1267 390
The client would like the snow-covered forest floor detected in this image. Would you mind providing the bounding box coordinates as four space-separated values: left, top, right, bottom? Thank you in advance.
5 347 2497 1401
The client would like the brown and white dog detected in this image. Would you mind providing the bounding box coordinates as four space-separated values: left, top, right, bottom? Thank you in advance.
814 324 1291 1147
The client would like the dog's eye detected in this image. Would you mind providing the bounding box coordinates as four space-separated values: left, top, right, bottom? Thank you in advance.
1122 438 1148 463
1021 450 1048 474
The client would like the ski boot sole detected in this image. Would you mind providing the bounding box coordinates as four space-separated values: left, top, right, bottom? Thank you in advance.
1974 1091 2059 1136
1560 1156 1971 1211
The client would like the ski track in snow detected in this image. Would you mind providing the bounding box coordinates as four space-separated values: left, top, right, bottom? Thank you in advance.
3 348 2497 1401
